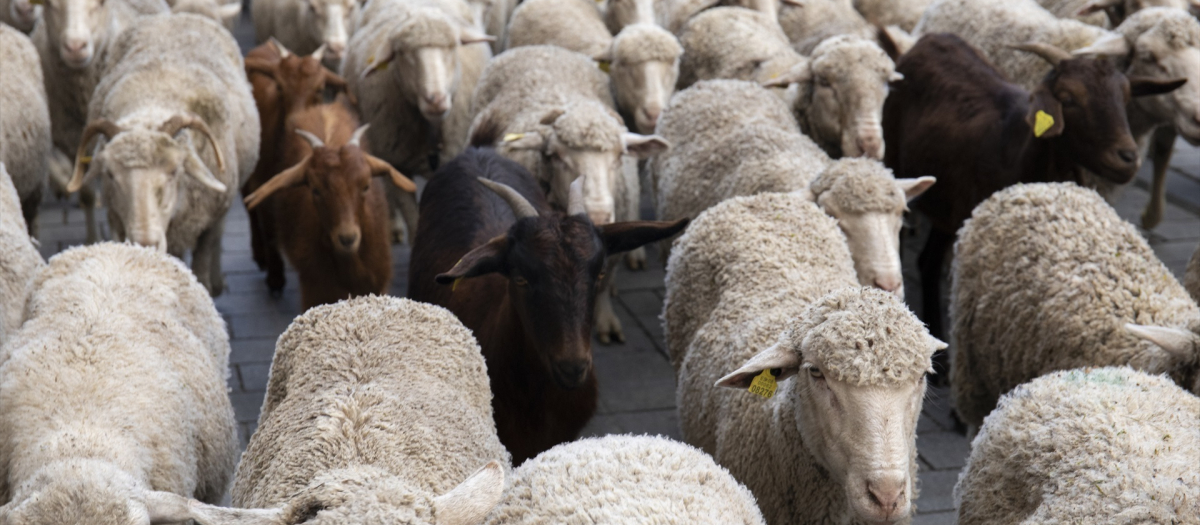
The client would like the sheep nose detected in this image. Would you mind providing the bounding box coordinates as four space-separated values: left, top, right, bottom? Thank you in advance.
867 478 905 515
423 93 449 113
326 41 345 57
857 136 883 159
63 39 86 54
873 274 902 294
641 107 661 129
1117 149 1138 165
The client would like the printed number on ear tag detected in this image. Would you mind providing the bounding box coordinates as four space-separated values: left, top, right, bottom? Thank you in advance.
748 369 779 399
1034 110 1055 138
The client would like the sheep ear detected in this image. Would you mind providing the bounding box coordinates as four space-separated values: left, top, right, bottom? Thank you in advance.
1126 324 1200 361
895 176 936 201
1077 0 1120 15
760 58 811 88
878 25 915 60
459 28 496 45
928 335 948 352
218 1 241 22
360 47 394 79
145 491 283 525
538 108 566 126
622 133 670 159
716 341 801 389
1072 33 1130 57
182 145 229 193
433 461 505 525
435 235 508 283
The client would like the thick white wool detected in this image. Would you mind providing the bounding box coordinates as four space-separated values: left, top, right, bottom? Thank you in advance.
951 182 1200 428
506 0 612 59
232 296 511 524
483 435 766 524
854 0 934 32
0 25 51 211
779 0 875 55
956 367 1200 523
0 164 43 345
677 7 804 89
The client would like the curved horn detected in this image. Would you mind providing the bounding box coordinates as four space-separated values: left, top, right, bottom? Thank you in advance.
567 177 585 216
295 129 325 149
70 119 124 193
348 124 370 148
161 115 226 174
477 178 538 219
311 43 327 63
270 36 291 58
243 155 311 210
1009 42 1072 68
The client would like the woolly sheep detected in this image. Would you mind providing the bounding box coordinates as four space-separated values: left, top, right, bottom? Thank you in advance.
0 0 38 33
483 435 766 524
779 0 876 55
231 296 511 525
652 0 787 35
1037 0 1198 27
0 163 42 346
68 14 259 297
253 0 357 69
950 182 1200 431
853 0 933 32
0 24 51 234
342 0 493 243
505 0 612 59
32 0 167 244
651 80 934 297
665 194 942 523
956 367 1200 523
1187 243 1200 302
0 242 242 524
677 9 901 159
170 0 242 29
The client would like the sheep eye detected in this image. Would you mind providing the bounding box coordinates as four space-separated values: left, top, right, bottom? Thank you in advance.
808 367 824 379
512 276 529 286
817 77 832 88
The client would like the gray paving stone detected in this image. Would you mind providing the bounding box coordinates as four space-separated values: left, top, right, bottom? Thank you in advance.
231 391 265 423
917 469 960 513
913 510 957 525
593 346 677 414
238 362 272 393
918 431 973 472
229 337 278 364
612 409 682 441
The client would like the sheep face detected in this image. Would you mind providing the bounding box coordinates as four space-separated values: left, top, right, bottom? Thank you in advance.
298 0 356 64
609 24 683 134
41 0 108 67
803 36 898 160
6 0 40 33
603 0 654 33
375 12 491 121
170 0 241 27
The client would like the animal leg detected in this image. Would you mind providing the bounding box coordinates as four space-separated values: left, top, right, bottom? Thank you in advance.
919 228 954 381
594 258 624 344
193 217 226 297
1141 126 1176 230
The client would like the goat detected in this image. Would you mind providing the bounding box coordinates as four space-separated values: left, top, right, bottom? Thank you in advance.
243 102 415 310
882 33 1184 344
407 148 688 464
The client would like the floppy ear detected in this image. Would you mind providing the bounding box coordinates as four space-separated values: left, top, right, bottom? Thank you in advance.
1076 0 1120 15
435 235 509 283
243 155 311 210
598 218 689 254
501 131 548 151
715 341 801 388
144 491 283 525
218 1 241 22
1130 77 1187 98
1026 86 1064 139
459 27 496 45
360 46 394 79
1071 32 1130 57
432 462 506 525
364 155 417 192
760 57 811 88
622 133 670 159
1126 323 1200 361
895 176 936 201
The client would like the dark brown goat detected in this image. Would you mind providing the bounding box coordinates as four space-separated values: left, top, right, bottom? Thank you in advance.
408 148 688 464
882 33 1185 345
243 102 415 310
244 40 351 288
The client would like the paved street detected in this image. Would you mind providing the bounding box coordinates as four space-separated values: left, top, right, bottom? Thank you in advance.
25 12 1200 523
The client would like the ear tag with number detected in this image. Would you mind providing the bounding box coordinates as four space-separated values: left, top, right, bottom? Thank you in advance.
1034 110 1055 137
748 368 779 399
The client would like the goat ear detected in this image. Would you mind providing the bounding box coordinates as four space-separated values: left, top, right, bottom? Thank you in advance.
365 154 417 192
1071 32 1130 57
715 341 801 389
244 155 310 210
181 141 228 193
432 462 505 525
1126 323 1200 361
435 235 508 283
1130 77 1187 98
895 176 936 201
1026 87 1064 139
598 218 689 254
622 133 670 159
145 491 283 525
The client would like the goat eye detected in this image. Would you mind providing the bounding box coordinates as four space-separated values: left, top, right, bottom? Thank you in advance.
808 367 824 379
362 184 370 193
311 188 321 199
512 276 528 286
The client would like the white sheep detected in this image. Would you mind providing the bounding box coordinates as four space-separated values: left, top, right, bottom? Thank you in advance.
342 0 493 243
0 24 51 235
1037 0 1198 27
651 80 934 299
853 0 933 32
0 242 242 524
230 295 511 525
652 0 787 35
506 0 612 59
0 163 43 346
253 0 356 69
32 0 168 244
483 435 766 524
1186 244 1199 302
779 0 876 55
677 8 901 159
955 367 1200 523
665 194 943 524
950 182 1200 431
67 14 259 297
170 0 242 29
0 0 39 33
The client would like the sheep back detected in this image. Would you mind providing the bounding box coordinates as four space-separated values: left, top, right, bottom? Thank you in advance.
0 25 51 207
505 0 613 58
0 164 42 344
1186 244 1199 303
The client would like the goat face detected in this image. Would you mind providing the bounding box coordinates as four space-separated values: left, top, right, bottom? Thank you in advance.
305 146 379 254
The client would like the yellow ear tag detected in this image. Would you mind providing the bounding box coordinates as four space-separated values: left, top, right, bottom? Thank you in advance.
368 55 390 72
503 133 525 142
748 369 778 399
1034 110 1055 138
596 60 611 74
29 0 42 5
79 155 92 164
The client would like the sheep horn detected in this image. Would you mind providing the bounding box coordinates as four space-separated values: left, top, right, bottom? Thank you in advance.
295 129 325 149
161 115 226 174
477 178 538 219
69 119 124 193
348 124 370 148
1009 42 1072 68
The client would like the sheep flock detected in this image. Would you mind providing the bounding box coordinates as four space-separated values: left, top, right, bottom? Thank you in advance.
2 0 1200 523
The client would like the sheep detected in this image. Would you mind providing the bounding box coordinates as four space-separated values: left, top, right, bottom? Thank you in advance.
0 23 51 235
0 0 39 33
853 0 933 32
32 0 168 244
1187 244 1200 302
778 0 876 55
955 367 1200 523
482 435 767 524
242 104 416 310
0 163 43 345
505 0 613 59
169 0 242 29
0 242 242 524
341 0 493 244
67 14 260 297
1037 0 1197 27
407 148 687 463
676 8 901 159
651 80 934 299
950 182 1200 432
253 0 357 69
652 0 789 35
664 193 943 524
230 295 511 525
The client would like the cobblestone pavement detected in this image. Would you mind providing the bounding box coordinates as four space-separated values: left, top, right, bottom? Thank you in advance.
26 13 1199 523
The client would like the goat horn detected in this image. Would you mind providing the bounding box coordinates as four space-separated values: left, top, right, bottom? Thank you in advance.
1009 42 1072 68
270 37 291 58
243 154 311 210
69 119 124 193
348 124 370 148
567 177 586 216
295 129 325 149
311 43 327 62
161 115 226 174
477 178 538 219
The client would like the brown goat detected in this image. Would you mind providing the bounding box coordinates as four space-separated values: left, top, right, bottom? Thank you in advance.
882 33 1185 346
407 148 688 464
243 102 415 310
243 39 351 289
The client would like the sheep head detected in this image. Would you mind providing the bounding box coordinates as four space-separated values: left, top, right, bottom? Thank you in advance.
6 0 40 32
41 0 116 68
602 0 655 34
293 0 358 66
716 287 943 525
606 23 682 134
1124 323 1200 395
